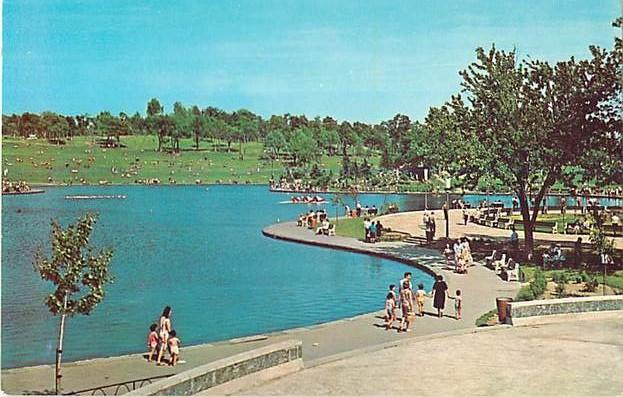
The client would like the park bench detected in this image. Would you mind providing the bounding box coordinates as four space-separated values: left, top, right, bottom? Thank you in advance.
503 217 515 229
503 261 520 282
485 214 499 228
495 217 510 228
603 224 621 237
533 220 557 233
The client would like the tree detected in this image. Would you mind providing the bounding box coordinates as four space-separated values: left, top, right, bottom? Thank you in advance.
265 130 287 158
146 98 165 151
191 106 206 150
146 98 164 117
288 127 317 166
233 109 260 160
170 102 191 153
431 42 622 255
41 112 70 142
34 213 114 394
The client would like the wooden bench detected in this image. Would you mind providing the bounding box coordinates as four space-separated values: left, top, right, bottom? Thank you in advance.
533 220 557 233
485 215 499 228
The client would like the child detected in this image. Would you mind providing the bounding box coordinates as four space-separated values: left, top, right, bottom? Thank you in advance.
167 330 181 366
388 284 397 303
384 292 396 330
399 282 415 332
415 283 427 317
453 290 463 320
147 324 158 362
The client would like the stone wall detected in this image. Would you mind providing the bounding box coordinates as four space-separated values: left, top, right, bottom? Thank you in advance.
127 340 302 396
509 295 623 323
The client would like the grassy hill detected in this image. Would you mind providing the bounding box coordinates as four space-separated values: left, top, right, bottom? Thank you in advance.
1 136 378 185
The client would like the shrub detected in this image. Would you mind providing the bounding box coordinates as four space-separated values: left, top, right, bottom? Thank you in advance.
585 277 599 293
580 271 590 283
475 309 498 327
516 286 536 301
529 268 547 298
555 279 567 298
519 269 526 282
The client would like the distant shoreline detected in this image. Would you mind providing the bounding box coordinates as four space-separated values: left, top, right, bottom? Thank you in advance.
21 183 623 200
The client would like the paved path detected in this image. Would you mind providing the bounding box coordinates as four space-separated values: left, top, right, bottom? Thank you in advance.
245 313 623 396
2 222 518 395
379 209 623 249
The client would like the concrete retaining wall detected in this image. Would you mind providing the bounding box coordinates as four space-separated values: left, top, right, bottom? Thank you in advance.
509 295 623 325
127 340 302 396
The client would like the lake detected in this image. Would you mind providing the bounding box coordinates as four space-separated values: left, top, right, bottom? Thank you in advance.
2 185 437 369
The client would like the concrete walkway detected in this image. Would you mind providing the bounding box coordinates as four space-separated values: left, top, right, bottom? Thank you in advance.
379 209 623 249
245 313 623 396
1 222 518 395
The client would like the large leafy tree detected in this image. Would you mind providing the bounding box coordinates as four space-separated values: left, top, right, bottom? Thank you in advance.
432 40 622 255
146 98 166 151
34 213 114 394
233 109 260 160
288 127 318 166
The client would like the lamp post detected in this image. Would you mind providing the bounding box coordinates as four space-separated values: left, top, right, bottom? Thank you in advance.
445 178 451 240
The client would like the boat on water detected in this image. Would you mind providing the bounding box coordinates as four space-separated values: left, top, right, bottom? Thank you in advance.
2 189 45 196
65 195 127 200
280 195 327 204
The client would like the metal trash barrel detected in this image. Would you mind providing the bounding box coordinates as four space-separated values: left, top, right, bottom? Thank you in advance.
496 297 513 324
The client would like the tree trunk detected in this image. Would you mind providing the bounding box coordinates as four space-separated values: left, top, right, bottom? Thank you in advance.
55 294 68 394
195 134 200 150
517 189 534 258
239 141 244 160
157 134 163 152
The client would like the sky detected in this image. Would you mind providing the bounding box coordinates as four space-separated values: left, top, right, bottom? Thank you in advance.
2 0 621 123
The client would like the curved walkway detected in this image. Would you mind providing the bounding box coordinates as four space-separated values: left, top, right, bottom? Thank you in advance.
378 209 623 249
2 221 518 395
245 313 623 396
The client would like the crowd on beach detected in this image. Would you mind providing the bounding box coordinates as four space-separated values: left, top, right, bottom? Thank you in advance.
384 272 462 332
146 306 182 366
2 179 32 193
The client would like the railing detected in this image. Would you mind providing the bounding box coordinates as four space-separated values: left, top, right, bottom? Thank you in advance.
64 374 173 396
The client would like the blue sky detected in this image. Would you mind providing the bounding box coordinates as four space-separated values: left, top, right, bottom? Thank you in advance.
3 0 621 123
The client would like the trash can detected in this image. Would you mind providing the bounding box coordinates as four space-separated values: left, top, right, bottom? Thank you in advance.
496 297 513 324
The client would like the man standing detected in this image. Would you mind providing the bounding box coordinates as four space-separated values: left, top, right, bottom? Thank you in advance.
509 226 519 251
611 214 621 237
574 237 583 267
429 212 437 243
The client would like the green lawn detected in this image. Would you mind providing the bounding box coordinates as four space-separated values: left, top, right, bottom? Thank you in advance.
509 213 583 233
1 136 379 185
335 217 365 240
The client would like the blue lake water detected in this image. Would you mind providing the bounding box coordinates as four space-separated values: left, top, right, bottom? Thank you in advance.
2 185 437 369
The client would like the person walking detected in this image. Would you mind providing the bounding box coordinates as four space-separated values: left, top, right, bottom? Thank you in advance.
399 281 415 332
431 275 449 318
156 306 172 366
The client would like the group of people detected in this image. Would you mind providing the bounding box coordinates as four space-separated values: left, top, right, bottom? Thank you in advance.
345 201 378 218
423 211 436 243
363 218 383 243
443 238 474 274
146 306 182 366
2 179 32 193
297 209 328 229
384 272 462 332
291 195 326 203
